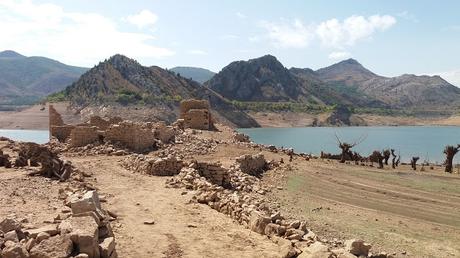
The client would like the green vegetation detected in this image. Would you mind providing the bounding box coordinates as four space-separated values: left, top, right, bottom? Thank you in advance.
47 91 67 102
230 100 332 113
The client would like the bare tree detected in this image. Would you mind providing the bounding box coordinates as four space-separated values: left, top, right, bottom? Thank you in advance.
391 149 397 169
411 157 420 171
369 151 384 169
335 133 366 163
383 149 391 165
444 145 460 173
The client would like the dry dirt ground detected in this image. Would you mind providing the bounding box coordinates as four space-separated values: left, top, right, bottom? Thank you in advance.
2 127 460 258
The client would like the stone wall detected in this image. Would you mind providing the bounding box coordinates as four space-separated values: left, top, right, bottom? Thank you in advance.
49 104 64 140
70 126 99 147
153 122 175 143
193 161 229 187
236 153 268 176
89 116 123 130
179 99 212 130
105 121 156 152
50 125 75 142
121 155 184 176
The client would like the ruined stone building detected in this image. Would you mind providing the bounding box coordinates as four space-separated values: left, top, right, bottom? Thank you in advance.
179 99 213 130
48 105 175 152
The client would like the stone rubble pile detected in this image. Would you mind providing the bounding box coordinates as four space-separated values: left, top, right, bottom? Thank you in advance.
121 154 184 176
0 190 117 258
232 132 250 143
157 130 218 159
164 159 391 258
236 153 269 176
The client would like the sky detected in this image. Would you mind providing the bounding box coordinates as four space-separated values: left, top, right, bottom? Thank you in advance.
0 0 459 86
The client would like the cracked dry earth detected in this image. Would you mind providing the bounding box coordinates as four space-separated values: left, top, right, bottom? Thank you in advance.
69 156 286 258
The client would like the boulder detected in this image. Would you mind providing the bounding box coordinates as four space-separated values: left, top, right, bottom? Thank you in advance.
0 218 21 233
70 191 102 215
248 211 271 235
25 225 58 238
1 242 29 258
99 237 116 258
4 230 19 243
63 216 100 258
345 239 371 256
298 242 333 258
29 235 73 258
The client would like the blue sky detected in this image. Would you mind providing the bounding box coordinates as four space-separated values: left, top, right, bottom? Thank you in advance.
0 0 459 85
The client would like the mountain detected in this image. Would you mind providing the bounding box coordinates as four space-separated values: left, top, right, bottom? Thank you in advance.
56 54 259 127
206 55 306 102
316 59 460 108
170 66 215 84
206 55 386 108
0 50 87 105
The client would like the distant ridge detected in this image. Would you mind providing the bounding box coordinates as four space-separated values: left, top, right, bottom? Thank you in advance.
0 50 87 106
170 66 215 84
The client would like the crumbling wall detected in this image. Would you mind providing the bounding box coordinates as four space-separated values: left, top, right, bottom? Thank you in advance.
122 155 184 176
105 121 156 152
179 99 212 130
153 122 175 143
89 116 123 130
49 104 66 140
50 125 75 142
236 153 268 176
70 126 99 147
193 161 229 186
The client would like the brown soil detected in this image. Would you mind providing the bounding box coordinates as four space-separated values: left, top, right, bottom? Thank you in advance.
1 125 460 257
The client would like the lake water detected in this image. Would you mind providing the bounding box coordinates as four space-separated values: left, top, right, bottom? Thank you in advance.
239 126 460 164
0 129 49 144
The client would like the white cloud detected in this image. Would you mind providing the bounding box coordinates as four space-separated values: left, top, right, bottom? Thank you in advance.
260 19 314 48
125 10 158 29
236 12 246 19
430 69 460 87
187 49 207 55
328 51 352 60
396 11 418 23
0 1 173 67
316 15 396 48
259 15 396 49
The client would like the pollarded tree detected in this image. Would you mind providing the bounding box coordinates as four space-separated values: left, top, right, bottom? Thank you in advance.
383 149 391 165
444 145 460 173
335 133 366 163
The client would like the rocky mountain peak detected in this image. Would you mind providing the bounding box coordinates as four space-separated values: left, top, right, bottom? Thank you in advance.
0 50 25 59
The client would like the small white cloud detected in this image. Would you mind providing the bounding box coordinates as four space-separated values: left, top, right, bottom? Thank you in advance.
259 19 314 48
125 10 158 29
187 49 207 55
328 51 352 60
259 15 396 49
236 12 246 19
430 69 460 87
220 34 239 40
316 15 396 48
396 11 418 23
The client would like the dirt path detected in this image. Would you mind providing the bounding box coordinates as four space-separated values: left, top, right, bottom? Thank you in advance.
69 156 286 258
